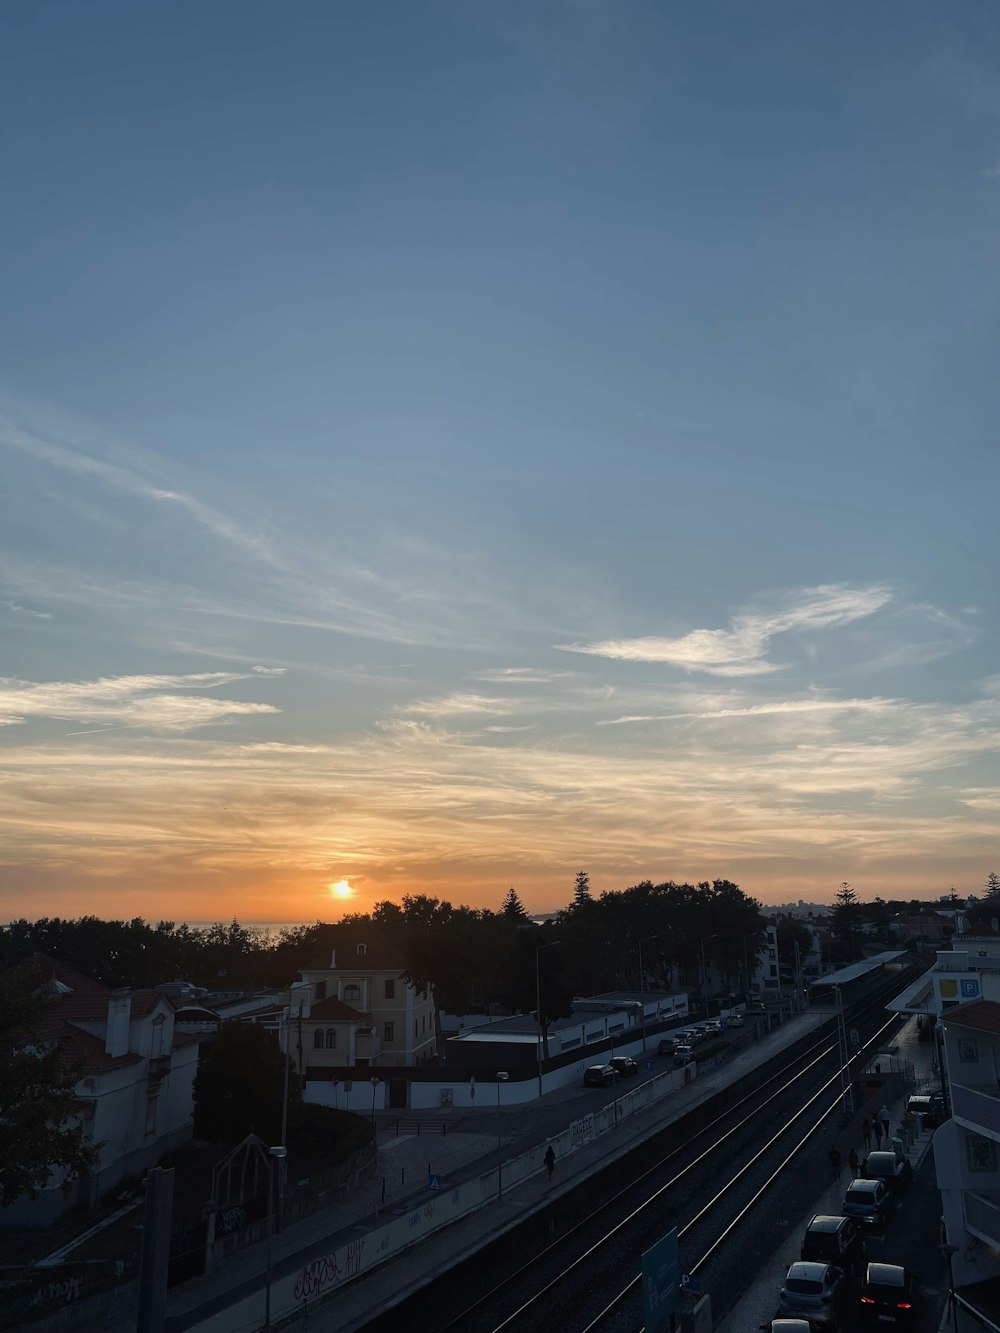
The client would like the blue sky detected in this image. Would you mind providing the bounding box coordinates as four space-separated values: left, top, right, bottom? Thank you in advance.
1 1 998 922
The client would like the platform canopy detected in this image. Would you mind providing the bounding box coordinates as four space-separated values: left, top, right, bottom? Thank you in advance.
809 950 907 987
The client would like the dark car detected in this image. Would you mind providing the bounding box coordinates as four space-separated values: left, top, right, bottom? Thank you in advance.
907 1092 945 1128
767 1322 812 1333
673 1044 695 1067
863 1149 913 1195
800 1213 866 1277
657 1036 678 1055
610 1055 639 1078
859 1262 919 1327
583 1063 615 1088
842 1178 894 1227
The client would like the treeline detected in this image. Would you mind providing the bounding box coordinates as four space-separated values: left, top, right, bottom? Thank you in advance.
0 877 765 1019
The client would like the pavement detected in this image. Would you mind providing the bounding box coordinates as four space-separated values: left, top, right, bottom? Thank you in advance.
100 1001 936 1332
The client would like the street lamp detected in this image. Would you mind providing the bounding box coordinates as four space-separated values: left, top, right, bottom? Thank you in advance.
940 1243 958 1333
369 1076 380 1126
638 935 659 1054
263 1144 287 1332
496 1072 509 1199
700 934 718 1019
535 940 561 1099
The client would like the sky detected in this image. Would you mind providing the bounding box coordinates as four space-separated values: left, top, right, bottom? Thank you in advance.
1 1 998 925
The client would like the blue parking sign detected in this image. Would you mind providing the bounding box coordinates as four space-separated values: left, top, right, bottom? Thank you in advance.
642 1228 680 1332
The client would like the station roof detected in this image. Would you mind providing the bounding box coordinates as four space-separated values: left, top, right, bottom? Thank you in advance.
809 951 906 987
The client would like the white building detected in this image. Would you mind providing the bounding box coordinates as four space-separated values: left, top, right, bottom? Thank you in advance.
279 928 437 1107
3 954 199 1229
935 998 1000 1295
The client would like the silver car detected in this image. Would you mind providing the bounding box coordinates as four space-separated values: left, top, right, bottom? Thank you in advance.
778 1261 846 1327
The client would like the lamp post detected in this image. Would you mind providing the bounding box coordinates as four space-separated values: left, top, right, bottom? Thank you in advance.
496 1072 509 1199
535 940 561 1099
277 989 303 1232
700 934 718 1019
638 935 659 1055
263 1144 287 1332
369 1076 380 1126
940 1243 958 1333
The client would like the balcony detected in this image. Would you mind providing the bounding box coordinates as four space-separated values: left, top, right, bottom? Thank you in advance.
966 1190 1000 1249
148 1055 171 1081
952 1083 1000 1138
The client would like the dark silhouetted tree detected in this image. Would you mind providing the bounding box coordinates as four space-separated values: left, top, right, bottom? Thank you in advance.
0 961 100 1206
986 871 1000 898
500 886 528 921
572 871 591 909
193 1022 286 1145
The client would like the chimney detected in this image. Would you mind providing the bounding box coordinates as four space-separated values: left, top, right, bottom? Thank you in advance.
105 990 132 1058
330 949 336 968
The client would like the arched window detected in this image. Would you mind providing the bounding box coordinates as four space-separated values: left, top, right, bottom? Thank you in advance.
325 1029 336 1049
313 1029 324 1049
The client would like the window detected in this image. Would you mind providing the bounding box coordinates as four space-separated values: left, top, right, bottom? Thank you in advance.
384 979 395 999
313 1030 324 1049
315 981 327 1000
414 1019 418 1039
383 1022 394 1042
144 1089 159 1136
357 943 367 957
325 1029 336 1050
344 984 361 1002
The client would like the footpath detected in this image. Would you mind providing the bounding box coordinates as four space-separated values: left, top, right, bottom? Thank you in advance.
100 1004 933 1333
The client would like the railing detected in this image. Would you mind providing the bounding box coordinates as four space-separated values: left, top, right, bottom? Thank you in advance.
965 1191 1000 1249
952 1083 1000 1137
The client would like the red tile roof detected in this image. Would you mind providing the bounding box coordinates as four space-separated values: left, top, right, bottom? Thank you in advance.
943 999 1000 1035
303 925 408 974
308 996 366 1021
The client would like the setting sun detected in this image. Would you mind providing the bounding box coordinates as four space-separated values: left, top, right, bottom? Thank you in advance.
329 879 354 900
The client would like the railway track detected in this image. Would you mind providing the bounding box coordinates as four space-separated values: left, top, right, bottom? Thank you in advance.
362 971 913 1333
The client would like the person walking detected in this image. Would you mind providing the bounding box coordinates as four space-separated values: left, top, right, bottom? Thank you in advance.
862 1117 872 1150
828 1146 842 1184
872 1116 883 1147
544 1144 555 1181
879 1102 892 1141
848 1146 860 1178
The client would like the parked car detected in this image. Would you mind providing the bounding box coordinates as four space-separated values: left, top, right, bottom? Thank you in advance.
859 1262 919 1327
863 1149 912 1195
673 1045 695 1067
722 1013 744 1028
778 1261 846 1327
767 1322 812 1333
704 1021 723 1036
842 1178 894 1227
800 1213 866 1277
610 1055 639 1078
582 1063 616 1088
657 1036 678 1055
682 1028 705 1044
906 1092 945 1128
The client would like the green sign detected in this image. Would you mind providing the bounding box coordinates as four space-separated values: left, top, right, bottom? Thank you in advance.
642 1227 680 1333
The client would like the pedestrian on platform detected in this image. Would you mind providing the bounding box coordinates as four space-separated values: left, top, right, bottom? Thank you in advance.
544 1144 555 1181
828 1146 842 1183
873 1116 883 1147
879 1103 892 1139
848 1146 860 1177
862 1117 872 1150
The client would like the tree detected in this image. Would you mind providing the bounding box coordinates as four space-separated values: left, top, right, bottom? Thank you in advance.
831 881 863 962
775 915 813 977
572 871 592 909
500 886 528 921
193 1021 287 1145
986 872 1000 898
0 961 99 1207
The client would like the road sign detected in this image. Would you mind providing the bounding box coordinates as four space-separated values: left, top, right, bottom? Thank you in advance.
642 1228 680 1333
680 1271 702 1293
428 1174 443 1191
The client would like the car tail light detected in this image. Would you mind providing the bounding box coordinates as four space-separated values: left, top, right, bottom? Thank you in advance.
897 1302 912 1309
860 1296 874 1305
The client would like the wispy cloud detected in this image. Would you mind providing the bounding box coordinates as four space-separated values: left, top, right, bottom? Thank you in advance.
599 697 899 725
558 584 892 674
0 671 281 732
